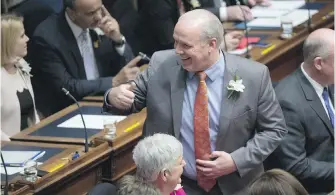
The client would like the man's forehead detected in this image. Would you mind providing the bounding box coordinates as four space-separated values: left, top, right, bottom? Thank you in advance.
75 0 102 12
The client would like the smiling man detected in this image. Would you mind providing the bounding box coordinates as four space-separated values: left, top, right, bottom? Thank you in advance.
104 9 287 195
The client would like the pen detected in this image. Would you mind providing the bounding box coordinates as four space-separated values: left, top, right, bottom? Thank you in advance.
261 44 276 55
2 163 23 167
32 151 46 161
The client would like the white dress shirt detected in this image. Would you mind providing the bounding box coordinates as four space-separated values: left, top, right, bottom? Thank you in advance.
301 63 334 118
65 13 125 80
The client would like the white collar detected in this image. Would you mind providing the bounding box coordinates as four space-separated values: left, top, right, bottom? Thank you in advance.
301 63 325 97
65 12 87 39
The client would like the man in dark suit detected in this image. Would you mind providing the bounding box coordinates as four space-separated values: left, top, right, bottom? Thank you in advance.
30 0 141 116
266 28 334 194
135 0 269 56
104 10 287 195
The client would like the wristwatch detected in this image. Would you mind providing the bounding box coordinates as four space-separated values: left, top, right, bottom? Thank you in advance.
113 35 126 47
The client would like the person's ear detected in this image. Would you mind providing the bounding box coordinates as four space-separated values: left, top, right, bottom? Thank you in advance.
314 57 323 71
160 169 169 182
66 7 76 21
208 38 217 53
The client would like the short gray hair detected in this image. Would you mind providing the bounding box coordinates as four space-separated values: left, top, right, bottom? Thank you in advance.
180 9 223 49
303 29 334 65
117 175 161 195
199 12 223 49
133 133 183 181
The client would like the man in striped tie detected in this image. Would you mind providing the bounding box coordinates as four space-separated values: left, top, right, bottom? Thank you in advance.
266 28 334 194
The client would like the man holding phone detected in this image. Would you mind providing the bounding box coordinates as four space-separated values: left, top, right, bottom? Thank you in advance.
30 0 141 116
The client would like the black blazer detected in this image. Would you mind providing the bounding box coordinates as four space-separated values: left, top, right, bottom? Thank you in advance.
265 68 334 194
30 12 134 116
135 0 243 56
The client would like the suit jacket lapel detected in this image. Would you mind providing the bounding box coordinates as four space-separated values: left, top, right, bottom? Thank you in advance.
60 13 86 79
328 84 334 105
297 69 334 137
216 53 238 148
171 57 186 139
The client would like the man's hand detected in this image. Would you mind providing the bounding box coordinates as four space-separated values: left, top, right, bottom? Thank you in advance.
107 82 136 109
112 56 141 87
98 5 122 42
221 31 244 51
248 0 271 6
227 5 253 21
196 151 237 179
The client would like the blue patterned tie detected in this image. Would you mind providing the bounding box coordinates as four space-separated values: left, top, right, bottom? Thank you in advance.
322 87 334 128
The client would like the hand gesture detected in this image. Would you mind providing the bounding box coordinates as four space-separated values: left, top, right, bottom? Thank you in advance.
112 56 141 87
221 31 244 51
98 5 122 42
227 5 253 21
196 151 237 179
108 82 136 109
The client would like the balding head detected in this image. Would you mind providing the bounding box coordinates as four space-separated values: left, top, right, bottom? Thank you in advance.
303 28 334 85
177 9 223 48
303 28 334 65
173 9 223 72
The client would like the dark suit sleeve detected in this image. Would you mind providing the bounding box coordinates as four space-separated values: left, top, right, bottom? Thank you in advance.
103 51 158 114
140 0 176 50
32 37 113 100
272 100 334 191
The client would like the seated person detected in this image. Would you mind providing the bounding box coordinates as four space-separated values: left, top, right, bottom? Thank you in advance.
266 28 334 194
117 133 186 195
248 169 308 195
1 14 40 140
30 0 141 116
135 0 255 56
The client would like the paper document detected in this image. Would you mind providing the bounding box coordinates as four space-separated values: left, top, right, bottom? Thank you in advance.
1 151 41 165
251 9 289 18
247 9 318 28
253 1 305 11
1 166 24 175
57 114 127 129
1 162 42 175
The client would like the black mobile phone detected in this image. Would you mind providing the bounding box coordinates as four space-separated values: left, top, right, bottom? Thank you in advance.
37 169 49 177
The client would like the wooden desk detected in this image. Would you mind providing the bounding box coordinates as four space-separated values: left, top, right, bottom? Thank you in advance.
82 96 104 102
225 1 334 81
2 141 111 195
11 102 148 184
11 102 105 145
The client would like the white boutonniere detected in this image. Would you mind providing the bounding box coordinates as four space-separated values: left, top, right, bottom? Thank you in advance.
17 58 33 77
227 74 245 99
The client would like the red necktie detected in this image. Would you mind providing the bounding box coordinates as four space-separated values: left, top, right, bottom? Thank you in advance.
194 72 216 192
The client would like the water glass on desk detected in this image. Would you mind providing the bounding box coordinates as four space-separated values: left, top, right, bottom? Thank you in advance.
280 17 293 39
23 160 38 182
103 119 117 140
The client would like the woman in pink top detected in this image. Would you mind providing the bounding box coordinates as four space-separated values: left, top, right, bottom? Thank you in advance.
117 133 187 195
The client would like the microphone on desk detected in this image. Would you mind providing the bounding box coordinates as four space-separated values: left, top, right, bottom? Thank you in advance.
236 0 251 59
61 88 89 153
305 0 312 33
1 152 9 195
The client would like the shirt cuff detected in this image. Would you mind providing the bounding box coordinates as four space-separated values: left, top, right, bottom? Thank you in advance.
115 44 125 55
104 88 114 108
219 7 228 21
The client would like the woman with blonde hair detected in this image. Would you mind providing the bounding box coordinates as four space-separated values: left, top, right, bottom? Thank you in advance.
1 13 39 140
248 169 309 195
